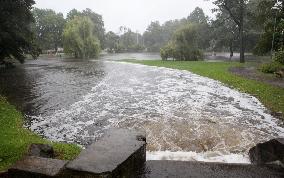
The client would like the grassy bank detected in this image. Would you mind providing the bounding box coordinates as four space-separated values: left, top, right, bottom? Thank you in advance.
0 96 81 171
128 60 284 118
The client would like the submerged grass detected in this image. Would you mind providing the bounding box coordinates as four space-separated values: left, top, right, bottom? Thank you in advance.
128 60 284 119
0 96 81 171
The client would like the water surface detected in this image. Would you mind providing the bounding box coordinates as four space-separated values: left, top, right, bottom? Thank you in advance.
0 53 283 163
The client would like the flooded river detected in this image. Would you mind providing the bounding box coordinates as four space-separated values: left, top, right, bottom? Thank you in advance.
0 53 283 163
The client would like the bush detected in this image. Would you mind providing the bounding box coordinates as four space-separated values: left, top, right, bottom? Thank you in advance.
160 24 204 61
260 62 283 74
160 42 175 60
273 49 284 65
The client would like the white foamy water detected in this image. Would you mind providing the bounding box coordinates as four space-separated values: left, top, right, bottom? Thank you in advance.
147 151 250 163
28 61 284 163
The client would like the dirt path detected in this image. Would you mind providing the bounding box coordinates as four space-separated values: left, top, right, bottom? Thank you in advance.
230 66 284 89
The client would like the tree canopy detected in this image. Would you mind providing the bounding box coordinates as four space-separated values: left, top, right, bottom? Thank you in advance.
32 8 66 51
66 8 106 49
63 16 101 59
212 0 247 63
253 0 284 55
143 7 211 52
0 0 40 64
161 24 203 61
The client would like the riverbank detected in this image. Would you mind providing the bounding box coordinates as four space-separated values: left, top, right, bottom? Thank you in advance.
127 60 284 120
0 96 81 171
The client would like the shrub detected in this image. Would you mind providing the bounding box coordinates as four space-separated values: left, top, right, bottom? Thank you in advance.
160 24 204 61
273 49 284 65
160 42 175 60
260 62 283 74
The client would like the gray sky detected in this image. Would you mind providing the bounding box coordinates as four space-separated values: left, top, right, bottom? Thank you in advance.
34 0 216 33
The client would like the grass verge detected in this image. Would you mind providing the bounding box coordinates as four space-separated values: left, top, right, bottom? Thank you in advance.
128 60 284 119
0 96 81 171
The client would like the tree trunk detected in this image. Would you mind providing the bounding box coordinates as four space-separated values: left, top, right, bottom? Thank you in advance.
230 41 234 61
239 0 245 63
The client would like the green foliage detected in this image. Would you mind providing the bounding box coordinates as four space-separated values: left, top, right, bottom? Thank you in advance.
143 21 165 52
105 31 120 53
143 7 210 52
66 8 106 49
260 62 283 73
113 28 144 52
0 96 81 171
253 0 284 54
160 24 204 61
253 32 273 55
274 49 284 64
32 8 66 51
0 0 40 64
63 16 101 59
187 7 208 24
130 60 284 120
259 49 284 74
212 0 247 63
160 42 175 60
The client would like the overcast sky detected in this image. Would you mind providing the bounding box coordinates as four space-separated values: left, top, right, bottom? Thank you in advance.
34 0 216 33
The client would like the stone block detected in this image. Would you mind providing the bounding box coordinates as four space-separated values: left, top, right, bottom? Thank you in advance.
8 156 68 178
66 129 146 178
249 138 284 165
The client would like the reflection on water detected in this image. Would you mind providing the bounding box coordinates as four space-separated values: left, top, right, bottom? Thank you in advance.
0 53 283 163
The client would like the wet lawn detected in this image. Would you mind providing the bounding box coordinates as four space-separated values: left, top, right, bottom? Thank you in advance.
0 96 81 171
128 60 284 120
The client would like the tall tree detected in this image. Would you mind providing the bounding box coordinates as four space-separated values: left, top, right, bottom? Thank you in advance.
211 12 239 59
143 21 164 52
32 8 66 51
143 7 210 52
213 0 247 63
253 0 284 55
188 7 211 50
105 31 119 52
187 7 208 24
63 16 101 59
0 0 40 64
66 9 106 49
118 29 143 52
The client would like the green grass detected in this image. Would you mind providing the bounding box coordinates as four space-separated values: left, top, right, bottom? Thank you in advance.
0 96 81 171
128 60 284 118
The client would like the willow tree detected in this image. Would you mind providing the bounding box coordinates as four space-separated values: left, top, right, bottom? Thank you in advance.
63 16 100 59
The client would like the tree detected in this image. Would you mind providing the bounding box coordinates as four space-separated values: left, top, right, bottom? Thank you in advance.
82 9 106 48
143 20 187 52
187 7 208 24
66 9 81 22
143 7 210 52
32 8 66 51
188 7 211 50
66 9 106 49
253 0 284 55
143 21 164 52
63 16 101 59
161 24 203 61
213 0 247 63
0 0 40 64
105 31 120 52
211 12 239 59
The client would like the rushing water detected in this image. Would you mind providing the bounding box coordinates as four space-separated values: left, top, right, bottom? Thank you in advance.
0 53 283 163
